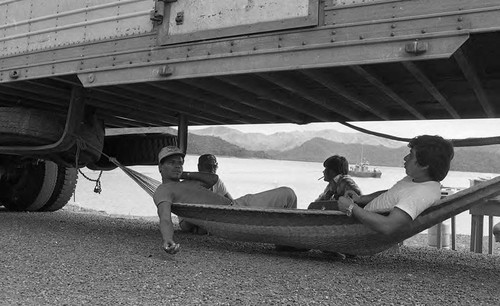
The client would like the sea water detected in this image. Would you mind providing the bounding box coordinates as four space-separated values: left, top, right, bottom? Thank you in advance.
73 155 499 235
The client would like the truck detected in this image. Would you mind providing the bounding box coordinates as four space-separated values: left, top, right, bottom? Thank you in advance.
0 0 499 212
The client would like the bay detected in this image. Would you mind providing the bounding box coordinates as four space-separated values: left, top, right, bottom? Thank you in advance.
74 155 500 235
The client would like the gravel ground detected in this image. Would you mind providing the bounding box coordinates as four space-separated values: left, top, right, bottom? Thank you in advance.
1 206 500 306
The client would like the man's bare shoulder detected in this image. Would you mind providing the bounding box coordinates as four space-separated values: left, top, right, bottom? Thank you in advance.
153 182 179 206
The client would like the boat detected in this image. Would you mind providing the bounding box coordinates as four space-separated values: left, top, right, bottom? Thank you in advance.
348 145 382 178
349 162 382 178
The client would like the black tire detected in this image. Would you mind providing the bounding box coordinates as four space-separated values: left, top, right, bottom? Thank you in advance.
40 165 77 212
87 133 178 170
0 160 77 212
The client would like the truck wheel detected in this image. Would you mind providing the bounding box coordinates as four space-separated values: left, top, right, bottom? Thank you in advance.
0 159 77 212
39 165 77 212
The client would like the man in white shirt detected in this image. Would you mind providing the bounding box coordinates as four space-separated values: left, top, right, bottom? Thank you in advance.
338 135 454 235
197 154 233 200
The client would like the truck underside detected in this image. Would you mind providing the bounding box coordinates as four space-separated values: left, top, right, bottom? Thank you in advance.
0 0 499 211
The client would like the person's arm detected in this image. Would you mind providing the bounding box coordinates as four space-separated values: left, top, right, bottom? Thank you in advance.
338 196 411 235
180 171 218 189
153 186 180 254
337 177 361 198
157 201 179 253
345 189 387 207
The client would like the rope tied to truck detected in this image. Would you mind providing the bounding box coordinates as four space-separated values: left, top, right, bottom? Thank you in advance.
74 137 104 194
75 136 160 197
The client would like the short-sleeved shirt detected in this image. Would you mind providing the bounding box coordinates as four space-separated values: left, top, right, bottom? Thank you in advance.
364 176 441 219
211 179 229 197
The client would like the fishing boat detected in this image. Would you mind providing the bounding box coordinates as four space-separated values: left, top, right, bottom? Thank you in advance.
348 145 382 178
349 161 382 178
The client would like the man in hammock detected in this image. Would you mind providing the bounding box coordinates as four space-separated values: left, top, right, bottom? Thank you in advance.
178 154 233 234
337 135 454 235
153 146 297 254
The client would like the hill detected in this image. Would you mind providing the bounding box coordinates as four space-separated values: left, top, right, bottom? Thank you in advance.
273 138 500 173
105 126 500 173
186 133 270 159
190 126 405 151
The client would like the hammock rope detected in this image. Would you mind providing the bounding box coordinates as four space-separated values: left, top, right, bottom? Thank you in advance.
75 137 161 197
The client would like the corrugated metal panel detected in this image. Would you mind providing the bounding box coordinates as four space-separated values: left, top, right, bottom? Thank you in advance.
0 0 155 56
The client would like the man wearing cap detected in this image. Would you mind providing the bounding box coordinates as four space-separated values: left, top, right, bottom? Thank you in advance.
153 146 297 254
178 154 233 234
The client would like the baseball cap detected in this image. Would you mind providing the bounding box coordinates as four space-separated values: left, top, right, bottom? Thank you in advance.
198 154 217 165
158 146 185 164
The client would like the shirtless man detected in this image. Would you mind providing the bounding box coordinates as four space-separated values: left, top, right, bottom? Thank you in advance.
153 146 297 254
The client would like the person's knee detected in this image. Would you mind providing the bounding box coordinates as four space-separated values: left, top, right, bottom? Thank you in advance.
277 186 297 208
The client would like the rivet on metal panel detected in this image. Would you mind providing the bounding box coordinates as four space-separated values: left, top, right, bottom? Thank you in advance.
159 65 174 77
88 74 95 83
405 41 428 55
9 70 19 79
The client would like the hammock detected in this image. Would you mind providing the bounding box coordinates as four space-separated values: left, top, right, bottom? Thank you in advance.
107 158 500 255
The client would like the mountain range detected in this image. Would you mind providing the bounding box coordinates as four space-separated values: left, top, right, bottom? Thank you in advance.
188 127 500 173
190 126 406 151
106 126 500 173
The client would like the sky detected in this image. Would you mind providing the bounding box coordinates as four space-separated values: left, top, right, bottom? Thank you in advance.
190 119 500 139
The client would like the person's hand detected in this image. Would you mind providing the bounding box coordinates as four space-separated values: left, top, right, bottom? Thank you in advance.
338 196 353 214
162 241 180 254
344 190 360 203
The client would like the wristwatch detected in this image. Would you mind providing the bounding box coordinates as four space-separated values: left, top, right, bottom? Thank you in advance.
346 203 355 217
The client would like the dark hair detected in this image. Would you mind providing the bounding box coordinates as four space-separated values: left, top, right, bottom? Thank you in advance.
323 155 349 175
408 135 454 181
198 154 218 171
